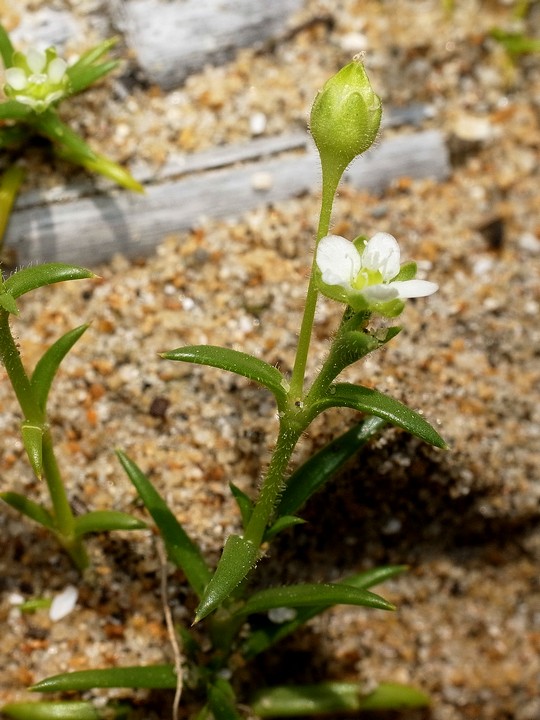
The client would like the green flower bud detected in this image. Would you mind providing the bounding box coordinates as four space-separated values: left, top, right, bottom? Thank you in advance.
310 56 382 180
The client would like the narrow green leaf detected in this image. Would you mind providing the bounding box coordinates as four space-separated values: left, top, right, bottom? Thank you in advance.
313 383 446 449
4 263 95 299
116 450 211 597
74 510 147 537
278 416 386 517
67 37 119 73
252 681 430 717
1 701 102 720
208 678 243 720
32 665 177 693
264 515 305 540
242 566 406 660
21 422 44 478
19 598 52 613
0 492 54 530
0 23 15 67
30 110 97 161
195 534 259 623
229 482 253 528
161 345 288 411
66 61 119 95
0 291 19 315
0 100 32 120
235 582 394 618
54 146 144 193
31 325 89 412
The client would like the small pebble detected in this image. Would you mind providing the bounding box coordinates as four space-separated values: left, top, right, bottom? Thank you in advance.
49 586 79 622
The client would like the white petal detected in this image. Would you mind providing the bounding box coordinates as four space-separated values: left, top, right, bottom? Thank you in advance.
47 57 67 83
362 232 401 281
26 47 46 74
316 235 361 288
49 585 78 621
14 94 39 108
5 67 27 91
362 283 399 302
391 280 439 298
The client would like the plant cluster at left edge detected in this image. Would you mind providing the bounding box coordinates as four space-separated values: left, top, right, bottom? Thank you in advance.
0 23 143 255
0 24 146 569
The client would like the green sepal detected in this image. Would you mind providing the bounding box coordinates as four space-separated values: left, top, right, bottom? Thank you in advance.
313 383 446 449
393 261 417 281
208 678 243 720
21 421 44 478
74 510 147 537
242 565 406 660
234 582 394 618
161 345 288 412
3 263 95 299
31 325 89 413
0 100 33 120
278 416 386 517
0 290 19 315
194 534 259 623
0 491 54 530
32 665 177 693
251 681 430 717
30 109 97 161
0 23 15 68
1 701 103 720
116 450 211 598
314 275 352 306
263 515 305 541
229 482 253 529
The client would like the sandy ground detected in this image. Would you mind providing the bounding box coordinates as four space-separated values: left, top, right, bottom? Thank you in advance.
1 1 539 719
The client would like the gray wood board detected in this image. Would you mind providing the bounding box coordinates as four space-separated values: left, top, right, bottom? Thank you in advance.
6 130 449 265
111 0 304 90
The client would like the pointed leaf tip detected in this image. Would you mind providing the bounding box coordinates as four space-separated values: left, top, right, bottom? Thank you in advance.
195 534 259 622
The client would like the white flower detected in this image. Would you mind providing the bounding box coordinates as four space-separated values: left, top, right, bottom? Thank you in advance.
316 232 438 315
4 46 68 112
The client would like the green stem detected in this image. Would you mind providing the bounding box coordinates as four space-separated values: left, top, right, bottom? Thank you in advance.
0 309 39 421
289 165 342 399
41 430 74 533
244 422 302 547
0 165 25 254
42 430 88 570
0 310 87 569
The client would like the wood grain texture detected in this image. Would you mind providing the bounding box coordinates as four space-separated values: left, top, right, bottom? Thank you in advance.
6 130 449 265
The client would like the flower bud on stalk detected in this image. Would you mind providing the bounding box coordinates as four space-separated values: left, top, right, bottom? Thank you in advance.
310 55 382 183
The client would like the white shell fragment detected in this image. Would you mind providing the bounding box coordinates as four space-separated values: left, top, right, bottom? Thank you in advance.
49 585 79 622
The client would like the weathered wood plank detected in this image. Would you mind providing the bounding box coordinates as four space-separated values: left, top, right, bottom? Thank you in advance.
14 104 432 210
6 130 449 266
111 0 303 90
